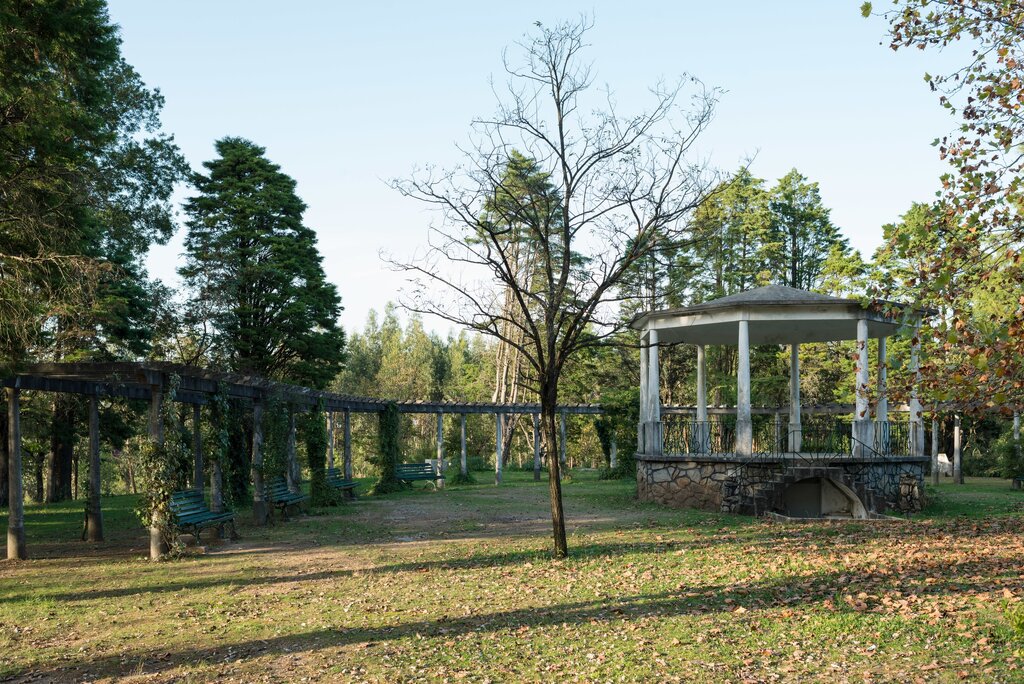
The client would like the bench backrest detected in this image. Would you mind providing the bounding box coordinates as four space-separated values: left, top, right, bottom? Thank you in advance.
396 462 436 476
170 490 210 515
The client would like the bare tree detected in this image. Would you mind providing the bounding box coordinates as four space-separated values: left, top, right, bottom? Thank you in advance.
390 18 718 557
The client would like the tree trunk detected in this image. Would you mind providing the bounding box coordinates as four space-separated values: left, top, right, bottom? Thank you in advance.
0 393 8 508
47 397 75 503
541 381 567 558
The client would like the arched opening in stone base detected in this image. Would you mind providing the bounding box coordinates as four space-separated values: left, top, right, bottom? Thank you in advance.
782 477 868 519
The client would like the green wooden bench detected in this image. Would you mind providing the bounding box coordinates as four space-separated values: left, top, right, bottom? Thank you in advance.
326 467 359 497
396 462 443 488
169 489 237 542
266 477 309 518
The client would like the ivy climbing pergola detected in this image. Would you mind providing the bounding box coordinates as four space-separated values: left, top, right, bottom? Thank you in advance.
1 362 605 560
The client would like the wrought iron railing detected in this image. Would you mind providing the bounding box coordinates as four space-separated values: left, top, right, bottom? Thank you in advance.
661 415 907 460
662 419 734 454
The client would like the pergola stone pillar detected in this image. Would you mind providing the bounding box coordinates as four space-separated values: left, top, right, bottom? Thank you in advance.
251 401 268 526
789 344 801 452
853 318 873 457
953 414 963 484
931 415 940 485
327 411 335 470
696 344 709 453
532 413 541 481
192 403 203 491
86 395 103 542
460 413 468 478
560 409 568 464
494 412 503 485
735 319 752 457
1015 411 1021 465
7 388 26 560
343 409 352 481
286 405 299 495
148 385 168 559
435 412 445 489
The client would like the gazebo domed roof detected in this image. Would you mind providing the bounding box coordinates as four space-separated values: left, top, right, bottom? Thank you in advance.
631 285 912 345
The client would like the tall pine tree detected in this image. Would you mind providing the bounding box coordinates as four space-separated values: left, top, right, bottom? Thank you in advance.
180 138 345 389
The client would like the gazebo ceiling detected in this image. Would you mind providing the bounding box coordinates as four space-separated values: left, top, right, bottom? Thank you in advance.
631 285 912 345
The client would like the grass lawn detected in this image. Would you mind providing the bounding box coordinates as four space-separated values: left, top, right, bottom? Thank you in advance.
2 472 1024 682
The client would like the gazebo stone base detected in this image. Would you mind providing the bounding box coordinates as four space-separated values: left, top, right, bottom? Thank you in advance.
636 453 927 517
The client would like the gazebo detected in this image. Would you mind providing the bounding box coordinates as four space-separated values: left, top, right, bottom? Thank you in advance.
630 285 929 518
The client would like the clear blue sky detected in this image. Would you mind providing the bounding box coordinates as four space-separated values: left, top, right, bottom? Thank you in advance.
107 1 954 335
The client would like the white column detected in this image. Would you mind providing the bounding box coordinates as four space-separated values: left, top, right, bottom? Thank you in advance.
909 325 924 457
639 337 649 453
789 344 801 453
559 410 567 465
735 319 752 457
286 406 299 494
1013 411 1020 465
876 336 888 454
460 413 468 477
494 412 503 485
7 388 26 560
853 318 873 457
953 414 963 484
343 409 352 481
192 403 203 491
86 395 103 542
696 344 708 453
435 412 445 489
327 411 335 471
610 434 618 469
931 416 940 485
532 413 541 481
647 328 662 455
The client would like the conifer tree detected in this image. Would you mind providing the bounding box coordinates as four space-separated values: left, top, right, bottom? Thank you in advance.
180 138 345 389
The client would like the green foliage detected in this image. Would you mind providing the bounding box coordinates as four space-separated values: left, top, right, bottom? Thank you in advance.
303 401 337 506
0 0 185 372
371 402 406 494
180 137 345 389
598 387 640 479
133 376 191 556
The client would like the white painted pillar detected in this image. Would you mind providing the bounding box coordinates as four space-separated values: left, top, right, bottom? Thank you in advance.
610 434 618 469
532 413 541 481
647 329 662 456
494 412 503 485
931 416 940 485
435 412 445 489
460 413 468 477
559 410 567 465
735 319 752 457
286 406 299 494
853 318 873 457
1014 411 1020 465
639 339 649 453
251 401 268 527
909 326 924 457
192 403 203 491
86 395 103 542
149 386 168 559
876 336 889 454
343 409 352 481
327 411 335 471
789 344 801 453
953 414 963 484
7 388 26 560
696 344 709 453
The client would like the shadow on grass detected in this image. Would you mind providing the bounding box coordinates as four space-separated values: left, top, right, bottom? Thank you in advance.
14 551 1024 681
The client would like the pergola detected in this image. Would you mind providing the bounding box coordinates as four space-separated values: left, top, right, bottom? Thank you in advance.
1 361 605 560
630 285 926 459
